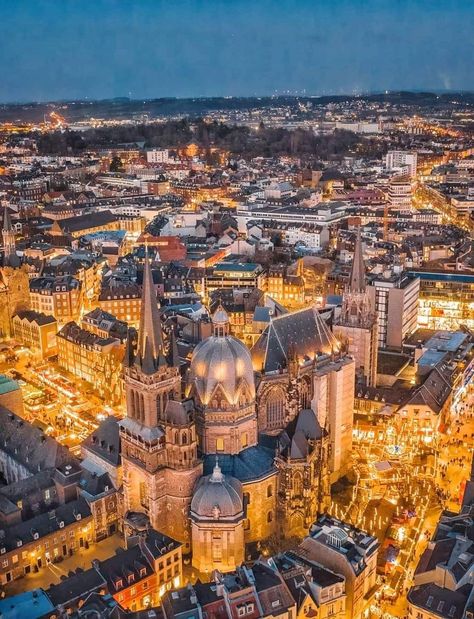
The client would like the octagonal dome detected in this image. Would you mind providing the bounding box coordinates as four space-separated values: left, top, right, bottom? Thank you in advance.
189 306 255 406
191 462 243 521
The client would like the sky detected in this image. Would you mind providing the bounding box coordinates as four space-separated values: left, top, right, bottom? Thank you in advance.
0 0 473 103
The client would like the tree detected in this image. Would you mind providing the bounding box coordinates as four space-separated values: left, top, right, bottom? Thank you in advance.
109 156 123 172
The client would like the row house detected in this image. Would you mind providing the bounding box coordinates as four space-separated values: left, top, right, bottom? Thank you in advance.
30 275 82 325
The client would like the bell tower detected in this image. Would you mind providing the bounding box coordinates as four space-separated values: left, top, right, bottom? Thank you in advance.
2 206 16 265
120 250 202 549
334 227 378 386
123 249 181 430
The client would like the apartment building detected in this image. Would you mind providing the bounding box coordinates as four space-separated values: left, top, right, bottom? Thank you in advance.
12 310 58 358
299 515 379 619
30 275 82 325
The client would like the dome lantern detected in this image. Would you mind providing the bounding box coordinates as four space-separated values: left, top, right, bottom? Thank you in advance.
212 304 230 337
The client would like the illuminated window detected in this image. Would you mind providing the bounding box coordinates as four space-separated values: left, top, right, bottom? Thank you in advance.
216 438 224 451
266 388 285 429
212 535 222 562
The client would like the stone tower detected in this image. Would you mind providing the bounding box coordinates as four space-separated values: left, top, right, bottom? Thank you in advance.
334 227 378 386
120 250 202 552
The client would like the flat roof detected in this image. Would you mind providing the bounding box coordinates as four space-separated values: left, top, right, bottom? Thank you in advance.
214 262 260 273
425 331 468 353
0 589 55 619
408 270 474 284
0 374 20 396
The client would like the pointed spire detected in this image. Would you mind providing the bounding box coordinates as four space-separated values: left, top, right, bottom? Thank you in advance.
3 205 12 233
3 205 16 265
134 248 166 374
348 227 366 294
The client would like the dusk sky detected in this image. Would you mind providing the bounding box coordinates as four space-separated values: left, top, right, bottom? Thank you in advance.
1 0 473 103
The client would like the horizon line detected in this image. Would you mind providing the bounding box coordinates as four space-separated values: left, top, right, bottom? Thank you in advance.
1 89 474 108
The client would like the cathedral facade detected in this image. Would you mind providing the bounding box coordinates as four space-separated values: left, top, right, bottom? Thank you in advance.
120 252 342 573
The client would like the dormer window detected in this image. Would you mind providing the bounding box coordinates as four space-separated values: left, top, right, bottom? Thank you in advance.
16 540 22 547
115 578 123 589
59 521 64 529
33 532 39 540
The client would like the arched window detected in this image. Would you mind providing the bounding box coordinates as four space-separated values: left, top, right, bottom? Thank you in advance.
182 432 187 445
266 388 285 429
139 394 145 421
292 471 303 497
174 431 179 444
267 511 273 523
300 378 311 409
267 485 273 498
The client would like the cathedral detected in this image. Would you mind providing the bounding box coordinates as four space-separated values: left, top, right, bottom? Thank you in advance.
118 250 355 574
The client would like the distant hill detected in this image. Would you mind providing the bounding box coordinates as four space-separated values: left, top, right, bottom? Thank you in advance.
0 91 473 124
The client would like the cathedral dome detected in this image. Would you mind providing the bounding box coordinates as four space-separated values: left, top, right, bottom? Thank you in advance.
191 462 244 521
190 306 255 406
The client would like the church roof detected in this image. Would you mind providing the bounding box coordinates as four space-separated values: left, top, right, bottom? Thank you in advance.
191 462 243 521
251 306 339 373
202 444 276 483
190 333 255 405
279 409 327 460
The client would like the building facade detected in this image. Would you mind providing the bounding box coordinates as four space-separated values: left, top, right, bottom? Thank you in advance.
368 272 420 350
12 310 58 358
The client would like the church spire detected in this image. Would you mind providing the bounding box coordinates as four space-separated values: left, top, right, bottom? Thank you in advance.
3 205 16 263
3 205 12 233
348 227 366 293
134 249 166 374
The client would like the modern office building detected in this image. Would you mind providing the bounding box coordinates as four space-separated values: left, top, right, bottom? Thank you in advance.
368 272 420 349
